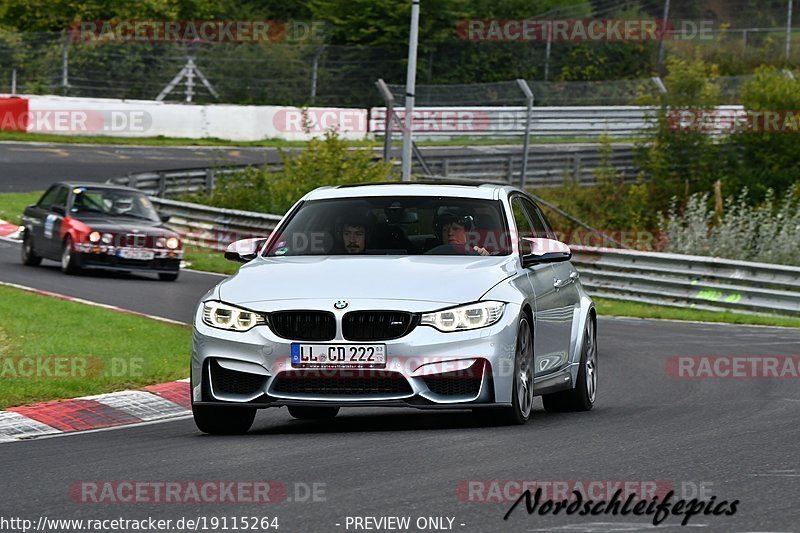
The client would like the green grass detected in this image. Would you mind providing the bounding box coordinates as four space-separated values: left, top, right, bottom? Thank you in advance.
0 285 191 408
0 191 41 225
595 297 800 328
183 247 241 275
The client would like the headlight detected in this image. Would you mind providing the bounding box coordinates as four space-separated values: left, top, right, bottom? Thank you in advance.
166 237 180 249
202 301 267 332
101 233 113 244
88 231 101 243
420 301 505 332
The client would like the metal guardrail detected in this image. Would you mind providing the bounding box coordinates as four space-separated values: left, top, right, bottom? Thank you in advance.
108 165 274 197
415 144 638 187
571 246 800 317
107 143 639 197
371 106 655 139
149 197 281 252
371 105 746 139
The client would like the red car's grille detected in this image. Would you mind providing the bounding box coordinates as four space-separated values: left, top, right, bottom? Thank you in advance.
119 233 153 248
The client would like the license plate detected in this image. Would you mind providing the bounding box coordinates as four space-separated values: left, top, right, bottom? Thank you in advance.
291 344 386 368
118 248 155 261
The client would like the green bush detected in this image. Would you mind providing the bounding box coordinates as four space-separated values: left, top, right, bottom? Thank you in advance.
188 130 395 215
660 184 800 265
731 66 800 199
636 57 727 204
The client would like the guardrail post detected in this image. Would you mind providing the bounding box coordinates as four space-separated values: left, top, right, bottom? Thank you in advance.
128 172 137 189
205 169 215 194
158 172 166 198
506 155 514 183
375 79 395 163
441 158 449 177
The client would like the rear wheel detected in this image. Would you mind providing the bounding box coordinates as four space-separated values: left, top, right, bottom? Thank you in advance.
21 233 42 266
288 406 339 420
542 316 597 412
474 316 534 426
158 271 179 282
192 405 256 435
61 236 81 274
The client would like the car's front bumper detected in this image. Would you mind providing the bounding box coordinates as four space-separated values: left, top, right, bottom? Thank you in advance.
72 244 182 273
190 301 522 409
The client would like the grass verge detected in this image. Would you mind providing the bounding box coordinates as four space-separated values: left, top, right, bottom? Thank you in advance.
183 247 241 276
595 297 800 328
0 191 41 225
0 285 190 409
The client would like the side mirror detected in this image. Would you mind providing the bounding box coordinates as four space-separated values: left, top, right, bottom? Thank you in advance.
160 214 171 223
51 205 66 216
224 238 267 263
521 238 571 267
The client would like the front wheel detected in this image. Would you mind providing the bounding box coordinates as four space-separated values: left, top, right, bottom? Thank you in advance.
542 316 597 412
474 315 534 426
192 404 256 435
61 236 81 274
21 234 42 266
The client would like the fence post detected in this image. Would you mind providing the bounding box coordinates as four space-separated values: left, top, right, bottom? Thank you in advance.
158 173 166 198
516 79 534 189
60 31 70 94
205 169 215 194
375 79 395 163
310 45 327 104
11 69 16 95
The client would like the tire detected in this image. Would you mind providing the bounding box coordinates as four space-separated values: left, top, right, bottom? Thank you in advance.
474 315 534 426
542 315 597 413
192 404 256 435
60 236 81 275
158 271 179 282
21 233 42 266
288 406 340 420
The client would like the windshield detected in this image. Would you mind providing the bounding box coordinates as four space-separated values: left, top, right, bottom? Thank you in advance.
69 187 161 222
265 196 511 257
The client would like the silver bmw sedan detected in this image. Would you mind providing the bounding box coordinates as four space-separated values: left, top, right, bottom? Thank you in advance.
191 183 597 434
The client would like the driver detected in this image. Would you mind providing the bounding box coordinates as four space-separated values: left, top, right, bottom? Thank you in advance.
337 212 374 254
433 208 489 256
112 196 134 215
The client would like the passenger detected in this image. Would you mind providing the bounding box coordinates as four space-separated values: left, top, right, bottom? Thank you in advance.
434 209 490 256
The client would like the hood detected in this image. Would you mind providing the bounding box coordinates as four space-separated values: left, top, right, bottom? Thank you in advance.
76 216 175 236
218 255 519 306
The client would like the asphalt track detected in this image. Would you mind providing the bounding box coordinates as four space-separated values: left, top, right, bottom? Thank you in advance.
0 239 799 532
0 142 283 193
